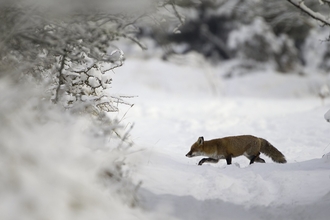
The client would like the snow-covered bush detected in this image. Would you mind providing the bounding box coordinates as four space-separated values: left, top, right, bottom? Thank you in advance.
0 71 144 219
228 18 278 63
228 18 299 74
0 0 149 114
0 0 168 219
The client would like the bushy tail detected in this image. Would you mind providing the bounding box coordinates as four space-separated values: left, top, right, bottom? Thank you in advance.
260 139 286 163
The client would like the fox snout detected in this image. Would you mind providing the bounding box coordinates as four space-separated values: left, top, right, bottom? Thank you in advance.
186 151 193 157
186 149 198 157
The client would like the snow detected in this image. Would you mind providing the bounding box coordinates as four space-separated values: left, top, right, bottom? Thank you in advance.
325 109 330 122
2 53 330 220
112 55 330 219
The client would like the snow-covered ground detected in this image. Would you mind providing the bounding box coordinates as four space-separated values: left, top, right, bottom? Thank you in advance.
2 54 329 220
112 55 330 220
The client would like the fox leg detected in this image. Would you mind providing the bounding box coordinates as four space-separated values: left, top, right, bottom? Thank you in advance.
198 158 219 166
248 152 263 164
254 157 265 163
226 156 232 165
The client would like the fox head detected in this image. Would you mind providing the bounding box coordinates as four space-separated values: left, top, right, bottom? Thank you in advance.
185 136 204 157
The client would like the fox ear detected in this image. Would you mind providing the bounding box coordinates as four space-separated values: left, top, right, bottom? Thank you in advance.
197 136 204 145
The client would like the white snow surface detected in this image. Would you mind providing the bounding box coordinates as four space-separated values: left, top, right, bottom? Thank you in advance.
112 55 330 220
325 109 330 122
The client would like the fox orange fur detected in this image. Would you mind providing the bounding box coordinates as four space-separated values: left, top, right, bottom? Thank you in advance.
186 135 286 165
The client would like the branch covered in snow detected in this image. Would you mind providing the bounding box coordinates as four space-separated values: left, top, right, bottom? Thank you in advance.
286 0 330 26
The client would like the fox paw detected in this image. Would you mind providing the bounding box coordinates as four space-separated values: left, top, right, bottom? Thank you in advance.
198 160 205 166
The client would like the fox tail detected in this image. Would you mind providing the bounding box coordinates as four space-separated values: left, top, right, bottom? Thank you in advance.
260 139 287 163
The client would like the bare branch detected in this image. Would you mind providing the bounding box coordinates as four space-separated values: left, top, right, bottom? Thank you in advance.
169 0 184 25
118 33 147 50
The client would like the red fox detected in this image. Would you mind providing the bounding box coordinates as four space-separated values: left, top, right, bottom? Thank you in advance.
186 135 286 165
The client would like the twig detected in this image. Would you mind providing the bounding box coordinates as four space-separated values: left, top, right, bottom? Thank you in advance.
53 53 67 104
119 33 147 50
169 0 184 25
